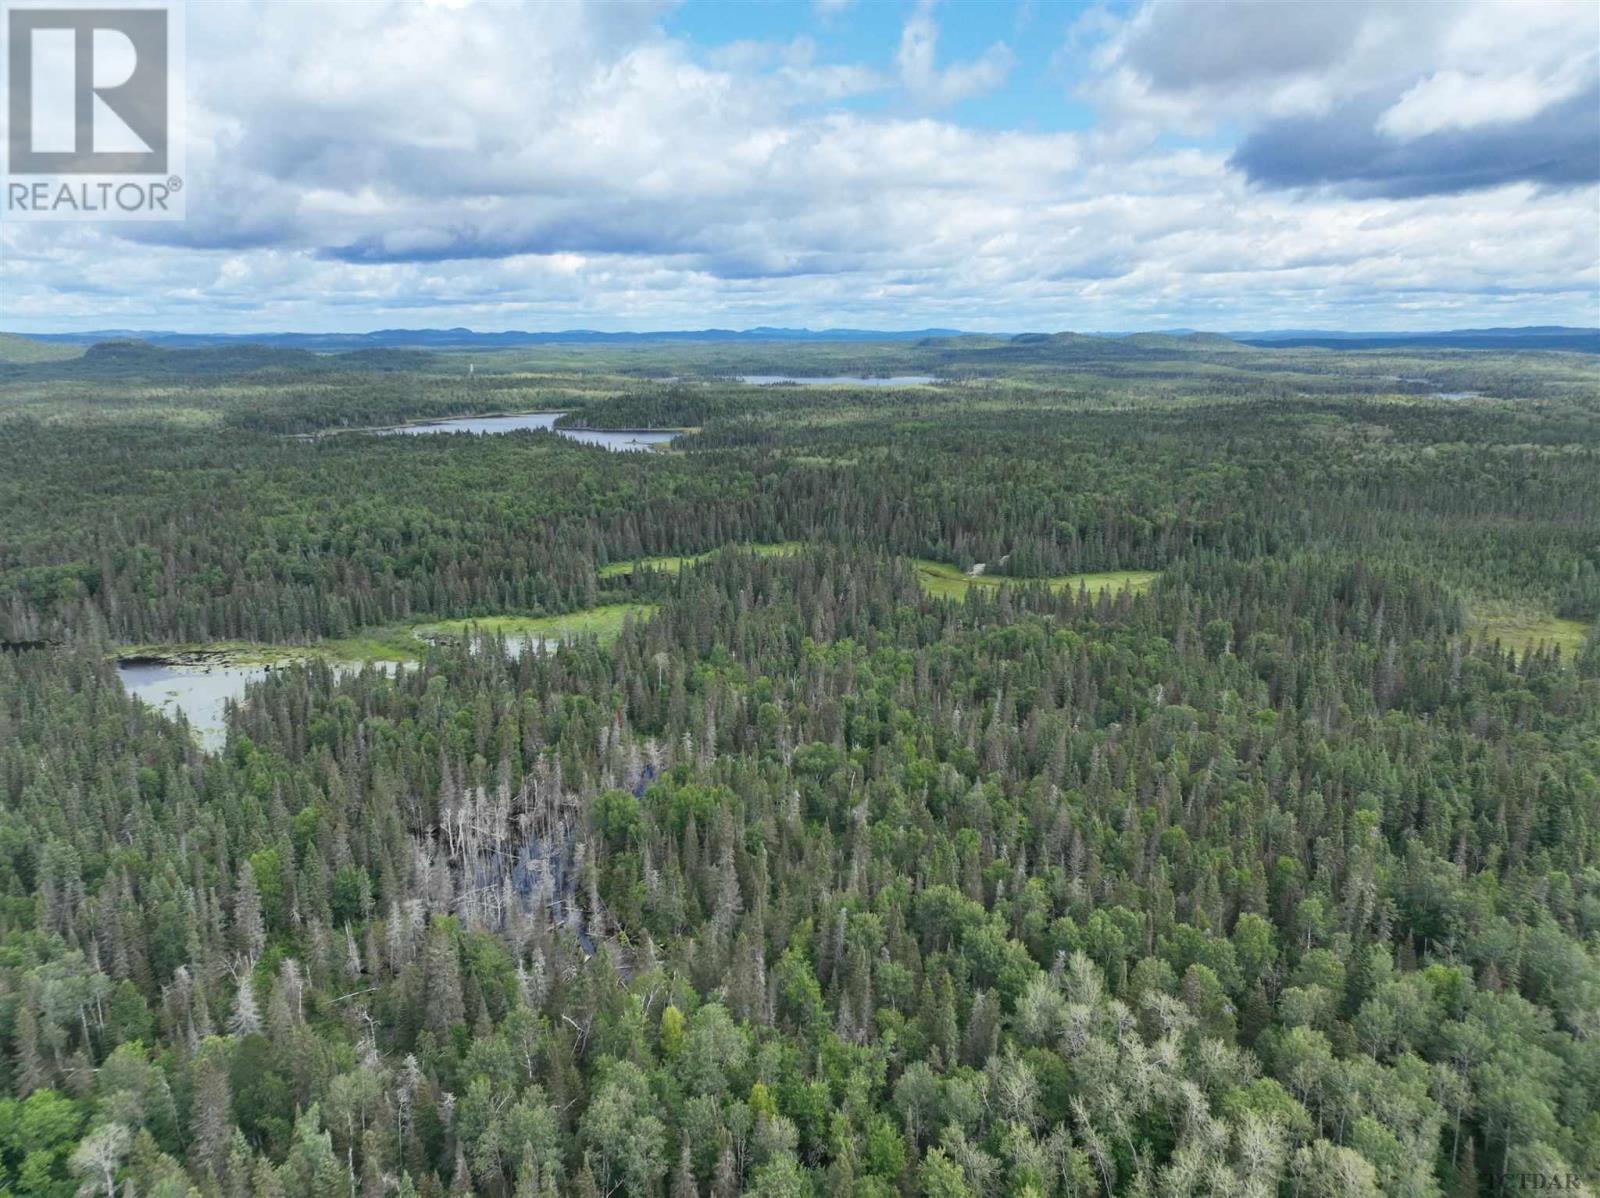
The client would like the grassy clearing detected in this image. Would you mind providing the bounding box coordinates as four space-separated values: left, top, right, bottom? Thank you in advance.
785 454 860 467
116 631 423 668
114 641 321 668
645 425 700 453
1049 569 1161 596
1468 602 1591 657
326 629 438 662
599 543 803 578
412 604 656 646
114 604 660 667
912 559 1158 600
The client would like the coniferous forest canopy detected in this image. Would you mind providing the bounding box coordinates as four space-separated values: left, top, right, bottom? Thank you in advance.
0 333 1598 1198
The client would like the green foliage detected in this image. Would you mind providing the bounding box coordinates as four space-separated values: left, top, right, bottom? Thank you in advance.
0 341 1595 1196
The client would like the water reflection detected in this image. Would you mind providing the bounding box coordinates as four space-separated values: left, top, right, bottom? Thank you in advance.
737 375 937 387
376 411 676 451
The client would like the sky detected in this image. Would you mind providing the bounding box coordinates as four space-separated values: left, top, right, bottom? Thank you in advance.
1 0 1597 334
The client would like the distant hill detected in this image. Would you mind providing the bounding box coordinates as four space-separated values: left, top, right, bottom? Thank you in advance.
0 338 439 381
1009 332 1109 349
1118 332 1249 352
15 326 965 352
6 324 1594 357
1232 327 1600 352
966 331 1254 364
0 332 84 364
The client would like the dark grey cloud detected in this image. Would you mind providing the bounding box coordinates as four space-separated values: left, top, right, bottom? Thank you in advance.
1123 0 1372 91
319 202 716 265
1231 84 1600 198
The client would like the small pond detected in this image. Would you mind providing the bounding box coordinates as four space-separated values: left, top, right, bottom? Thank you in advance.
736 375 938 387
376 411 675 451
118 658 406 751
117 662 268 751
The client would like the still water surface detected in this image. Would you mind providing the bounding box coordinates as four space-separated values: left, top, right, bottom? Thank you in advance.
118 659 406 751
377 411 675 451
737 375 937 387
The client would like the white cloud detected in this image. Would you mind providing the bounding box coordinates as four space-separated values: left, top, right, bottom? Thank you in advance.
896 1 1013 108
1379 67 1588 141
0 0 1594 333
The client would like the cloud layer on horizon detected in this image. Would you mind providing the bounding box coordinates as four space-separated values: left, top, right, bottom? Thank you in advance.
2 0 1596 333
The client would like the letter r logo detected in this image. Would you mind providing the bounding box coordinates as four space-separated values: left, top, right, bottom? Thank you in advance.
7 6 168 173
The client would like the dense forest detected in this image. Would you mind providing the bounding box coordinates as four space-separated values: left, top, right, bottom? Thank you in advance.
0 335 1596 1197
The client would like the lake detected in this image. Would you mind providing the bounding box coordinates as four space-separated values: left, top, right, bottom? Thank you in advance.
118 661 268 751
118 658 405 750
737 375 938 387
376 411 676 451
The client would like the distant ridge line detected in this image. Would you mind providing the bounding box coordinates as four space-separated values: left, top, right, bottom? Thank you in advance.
11 326 967 349
3 325 1596 354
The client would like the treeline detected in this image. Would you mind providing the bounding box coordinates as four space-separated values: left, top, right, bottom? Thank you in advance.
5 391 1597 644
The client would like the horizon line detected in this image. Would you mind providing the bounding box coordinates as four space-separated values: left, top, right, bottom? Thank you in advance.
6 323 1598 339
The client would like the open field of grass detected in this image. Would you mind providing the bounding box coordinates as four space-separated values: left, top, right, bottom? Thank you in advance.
115 604 661 667
1467 602 1592 657
412 604 657 646
599 542 803 578
912 558 1159 600
117 627 433 668
114 640 333 667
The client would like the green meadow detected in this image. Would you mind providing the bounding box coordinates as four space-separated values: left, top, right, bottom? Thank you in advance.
599 542 804 578
1469 601 1592 657
411 604 657 646
912 558 1158 600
